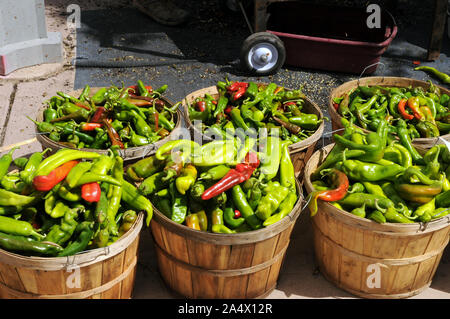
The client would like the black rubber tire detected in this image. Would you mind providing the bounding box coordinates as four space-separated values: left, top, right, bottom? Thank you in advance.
240 32 286 76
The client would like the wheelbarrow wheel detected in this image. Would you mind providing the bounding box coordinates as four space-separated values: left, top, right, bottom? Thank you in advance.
240 32 286 75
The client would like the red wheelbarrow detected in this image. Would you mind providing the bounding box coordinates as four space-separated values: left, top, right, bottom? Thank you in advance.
230 0 398 75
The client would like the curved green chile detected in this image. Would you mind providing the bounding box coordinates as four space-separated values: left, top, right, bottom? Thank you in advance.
256 182 289 220
57 222 94 257
169 182 187 224
231 185 262 230
223 207 245 229
336 159 405 182
0 232 62 256
337 192 394 210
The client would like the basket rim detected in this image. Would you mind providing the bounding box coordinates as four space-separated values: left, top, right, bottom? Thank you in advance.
304 143 450 234
328 76 450 144
182 84 325 154
151 179 304 245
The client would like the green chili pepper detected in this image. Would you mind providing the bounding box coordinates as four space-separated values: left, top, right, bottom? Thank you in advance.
199 165 230 181
367 210 386 223
350 203 366 218
139 172 171 196
431 207 449 220
231 185 262 230
119 98 147 119
36 149 100 176
19 148 50 185
73 172 121 187
333 131 384 162
347 182 365 193
279 141 296 190
415 66 450 84
230 108 250 131
118 210 138 236
0 147 18 181
388 94 403 117
0 232 62 256
169 181 187 224
222 207 245 229
337 192 394 210
336 158 405 182
0 189 36 207
262 192 298 227
122 180 153 226
289 114 321 130
44 108 59 123
106 156 123 236
126 155 165 182
259 135 282 181
256 181 289 220
57 221 94 257
57 184 81 202
65 161 93 188
0 215 43 239
45 206 80 245
396 119 424 164
212 224 236 234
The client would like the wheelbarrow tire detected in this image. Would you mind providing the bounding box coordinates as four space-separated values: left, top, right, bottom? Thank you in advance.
240 32 286 76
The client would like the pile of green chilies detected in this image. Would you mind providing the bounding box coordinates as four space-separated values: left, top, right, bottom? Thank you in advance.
308 117 450 223
0 147 153 257
188 80 322 144
30 81 177 150
333 81 450 140
126 137 299 233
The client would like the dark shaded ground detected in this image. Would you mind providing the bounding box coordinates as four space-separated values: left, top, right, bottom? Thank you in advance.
74 0 449 134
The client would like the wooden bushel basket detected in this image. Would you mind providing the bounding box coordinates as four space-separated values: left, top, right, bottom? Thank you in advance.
182 85 324 177
328 77 450 148
35 88 183 162
0 213 144 299
150 180 304 299
304 144 450 299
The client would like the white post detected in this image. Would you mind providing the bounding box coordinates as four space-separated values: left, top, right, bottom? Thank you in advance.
0 0 62 75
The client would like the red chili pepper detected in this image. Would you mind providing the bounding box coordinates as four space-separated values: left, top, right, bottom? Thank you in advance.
244 151 260 168
32 160 79 191
80 122 102 131
212 100 217 105
232 86 247 101
224 106 233 115
154 112 159 130
75 102 91 111
126 98 153 107
398 98 414 120
227 81 247 92
196 100 206 112
407 97 423 120
81 182 101 203
90 106 106 123
308 169 349 217
234 210 241 219
102 119 125 149
201 152 259 200
127 85 153 96
413 61 421 65
333 102 339 111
